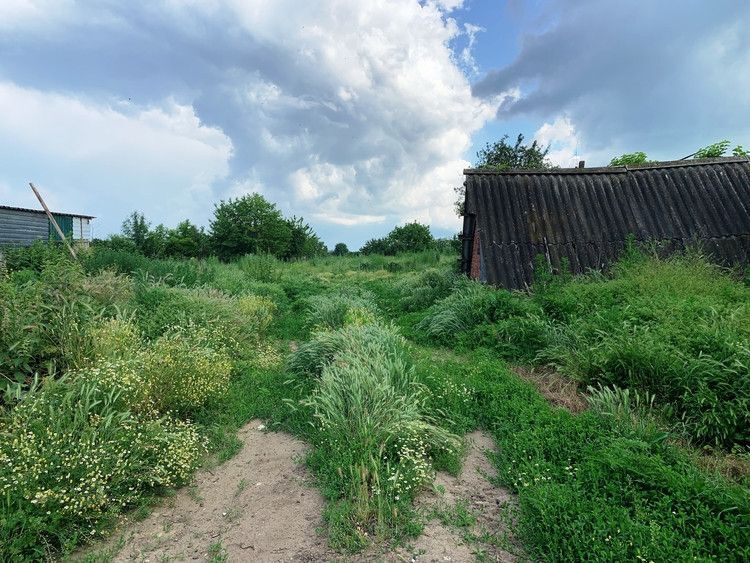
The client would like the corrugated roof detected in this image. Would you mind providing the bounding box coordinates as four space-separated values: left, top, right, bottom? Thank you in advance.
0 204 95 219
461 157 750 289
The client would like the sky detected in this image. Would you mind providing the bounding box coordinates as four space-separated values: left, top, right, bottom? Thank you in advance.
1 0 749 249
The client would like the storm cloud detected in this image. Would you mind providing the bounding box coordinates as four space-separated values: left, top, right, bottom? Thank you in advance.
0 1 497 245
474 0 750 162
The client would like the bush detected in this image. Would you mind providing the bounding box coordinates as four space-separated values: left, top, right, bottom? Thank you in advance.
83 248 215 287
81 269 135 315
396 268 464 312
140 325 233 416
133 284 275 350
417 283 538 344
0 375 206 559
0 259 101 388
88 317 142 363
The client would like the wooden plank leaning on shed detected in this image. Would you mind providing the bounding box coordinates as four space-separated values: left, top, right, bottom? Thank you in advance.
29 182 77 260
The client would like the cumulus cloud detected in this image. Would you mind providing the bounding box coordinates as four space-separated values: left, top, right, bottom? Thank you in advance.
0 82 232 226
534 116 584 168
473 0 750 162
0 0 499 244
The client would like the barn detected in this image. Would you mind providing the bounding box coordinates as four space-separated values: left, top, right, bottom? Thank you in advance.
0 205 95 247
460 156 750 289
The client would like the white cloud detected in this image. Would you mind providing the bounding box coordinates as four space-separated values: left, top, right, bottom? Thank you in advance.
0 81 232 226
197 0 498 230
0 0 500 241
534 116 585 168
460 23 485 75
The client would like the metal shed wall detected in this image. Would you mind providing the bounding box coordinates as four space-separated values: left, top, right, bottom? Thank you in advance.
0 207 50 246
461 157 750 289
0 207 94 246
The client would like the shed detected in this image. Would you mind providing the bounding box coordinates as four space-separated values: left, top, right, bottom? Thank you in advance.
460 157 750 289
0 205 95 247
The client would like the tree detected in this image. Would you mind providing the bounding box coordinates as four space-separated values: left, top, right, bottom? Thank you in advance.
609 152 649 166
332 243 349 256
164 220 208 259
609 140 748 165
121 211 151 253
387 222 433 254
455 133 551 215
475 134 551 171
285 216 327 259
359 222 434 255
210 194 292 261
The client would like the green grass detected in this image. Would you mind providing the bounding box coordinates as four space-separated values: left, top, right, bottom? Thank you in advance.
3 244 749 561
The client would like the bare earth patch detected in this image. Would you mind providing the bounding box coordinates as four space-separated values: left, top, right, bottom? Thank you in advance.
388 431 520 562
103 420 337 562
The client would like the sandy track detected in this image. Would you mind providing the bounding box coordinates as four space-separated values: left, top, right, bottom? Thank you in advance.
109 420 336 562
83 425 517 562
390 431 519 563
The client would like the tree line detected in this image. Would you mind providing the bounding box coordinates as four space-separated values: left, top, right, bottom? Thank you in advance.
100 193 327 261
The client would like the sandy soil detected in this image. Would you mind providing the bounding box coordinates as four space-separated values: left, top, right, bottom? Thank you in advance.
81 425 517 562
106 420 337 563
387 431 520 563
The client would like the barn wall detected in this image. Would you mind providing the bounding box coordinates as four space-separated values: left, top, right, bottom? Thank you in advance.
462 158 750 289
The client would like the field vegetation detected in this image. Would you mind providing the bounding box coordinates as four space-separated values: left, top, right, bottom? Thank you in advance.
1 234 749 561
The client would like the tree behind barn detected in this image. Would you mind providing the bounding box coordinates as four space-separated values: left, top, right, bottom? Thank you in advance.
455 133 551 215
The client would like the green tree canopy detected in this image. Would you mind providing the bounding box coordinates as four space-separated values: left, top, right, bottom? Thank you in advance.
121 211 150 253
609 152 649 166
475 133 551 171
210 194 292 261
455 133 551 215
285 216 328 259
609 140 749 166
360 222 434 255
165 220 208 259
332 242 349 256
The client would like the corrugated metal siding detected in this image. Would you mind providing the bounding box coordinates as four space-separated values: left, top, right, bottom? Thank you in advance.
81 218 92 241
0 208 50 246
462 157 750 289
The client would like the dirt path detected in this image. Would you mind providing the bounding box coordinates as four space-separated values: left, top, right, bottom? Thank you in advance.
107 420 337 562
387 431 520 563
82 425 517 562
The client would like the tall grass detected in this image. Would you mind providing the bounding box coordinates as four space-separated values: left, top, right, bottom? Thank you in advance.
417 252 750 448
288 319 459 549
421 351 750 561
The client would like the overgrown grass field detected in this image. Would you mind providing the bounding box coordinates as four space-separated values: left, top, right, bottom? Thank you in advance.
1 242 748 561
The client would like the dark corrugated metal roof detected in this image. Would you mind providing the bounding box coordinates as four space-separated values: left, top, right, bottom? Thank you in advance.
0 204 95 219
461 157 750 289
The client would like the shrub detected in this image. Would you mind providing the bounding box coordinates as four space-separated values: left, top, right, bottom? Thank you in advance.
140 325 233 417
0 375 205 559
81 269 135 314
88 317 142 362
133 284 274 350
417 283 538 344
83 248 215 287
396 268 464 312
0 259 102 387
